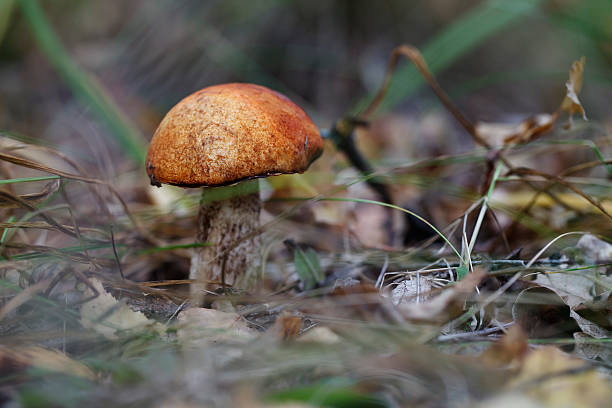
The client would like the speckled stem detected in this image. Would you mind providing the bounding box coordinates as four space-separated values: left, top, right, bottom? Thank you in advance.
190 182 261 305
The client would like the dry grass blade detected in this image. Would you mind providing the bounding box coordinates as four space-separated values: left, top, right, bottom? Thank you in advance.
0 221 107 236
0 179 60 208
22 137 115 218
561 158 612 176
0 190 77 238
0 279 50 321
509 167 612 222
0 151 148 240
0 151 101 183
140 279 194 287
502 158 612 235
2 242 115 266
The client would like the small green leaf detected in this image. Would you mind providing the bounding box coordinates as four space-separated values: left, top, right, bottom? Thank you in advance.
456 265 468 280
294 247 323 290
267 384 387 408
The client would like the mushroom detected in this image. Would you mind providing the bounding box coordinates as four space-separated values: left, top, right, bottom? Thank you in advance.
146 83 323 304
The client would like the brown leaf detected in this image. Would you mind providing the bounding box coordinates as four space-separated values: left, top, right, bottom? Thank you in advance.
0 345 96 380
559 56 587 127
476 114 557 147
502 113 557 146
477 58 587 147
481 325 528 368
272 311 303 341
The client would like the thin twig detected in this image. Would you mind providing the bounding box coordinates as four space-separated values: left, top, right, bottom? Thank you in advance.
110 225 124 280
437 322 514 342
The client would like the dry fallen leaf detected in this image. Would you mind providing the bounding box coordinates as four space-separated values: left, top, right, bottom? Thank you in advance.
476 57 587 147
532 271 612 338
502 113 557 145
80 278 164 339
0 345 96 380
574 292 612 331
576 234 612 264
475 114 557 147
559 56 587 127
297 326 341 345
271 311 303 341
512 287 580 339
533 271 610 310
395 269 484 323
507 346 612 408
573 332 612 362
177 307 256 347
481 325 528 368
389 275 435 305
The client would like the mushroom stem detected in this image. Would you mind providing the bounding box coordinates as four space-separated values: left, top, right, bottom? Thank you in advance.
190 180 261 304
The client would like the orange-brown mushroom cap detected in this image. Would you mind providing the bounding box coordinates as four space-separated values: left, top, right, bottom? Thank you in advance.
146 83 323 187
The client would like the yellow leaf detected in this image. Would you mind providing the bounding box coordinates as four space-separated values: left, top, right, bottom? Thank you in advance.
508 347 612 408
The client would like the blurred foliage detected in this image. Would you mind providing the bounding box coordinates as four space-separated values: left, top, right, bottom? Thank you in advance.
2 0 612 167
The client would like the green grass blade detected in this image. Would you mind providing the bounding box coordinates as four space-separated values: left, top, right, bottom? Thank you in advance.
0 216 16 245
18 0 146 164
467 162 503 255
0 0 15 45
0 175 60 185
137 242 210 255
352 0 543 114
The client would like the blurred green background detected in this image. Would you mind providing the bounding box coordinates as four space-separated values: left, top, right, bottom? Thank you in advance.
2 0 612 168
